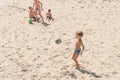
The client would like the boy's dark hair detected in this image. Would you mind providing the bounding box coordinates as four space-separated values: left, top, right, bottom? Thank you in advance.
29 6 31 9
48 9 51 12
77 31 83 37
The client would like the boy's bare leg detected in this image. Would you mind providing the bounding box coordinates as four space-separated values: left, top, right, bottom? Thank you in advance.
72 53 75 60
48 19 50 22
39 13 44 23
73 54 79 68
45 18 48 21
52 17 54 21
72 53 76 67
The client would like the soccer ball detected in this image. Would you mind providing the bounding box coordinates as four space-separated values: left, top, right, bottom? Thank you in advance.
55 38 62 44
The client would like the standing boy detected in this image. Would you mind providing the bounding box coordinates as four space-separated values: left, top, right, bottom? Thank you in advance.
33 0 45 23
72 31 85 69
46 9 54 22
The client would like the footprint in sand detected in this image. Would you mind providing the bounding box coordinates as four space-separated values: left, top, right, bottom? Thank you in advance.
34 37 37 40
1 45 4 48
24 17 27 19
68 72 77 79
43 48 48 50
0 67 4 72
33 58 37 62
66 42 71 45
117 55 120 57
104 74 110 78
65 48 69 50
21 68 28 72
61 70 70 76
9 14 12 16
26 45 33 50
63 33 66 35
78 1 81 3
52 55 59 58
112 71 118 75
19 11 22 13
36 48 39 51
60 65 69 70
101 42 104 44
32 74 38 78
27 47 33 50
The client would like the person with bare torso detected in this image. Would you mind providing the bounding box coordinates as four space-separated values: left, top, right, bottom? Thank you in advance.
72 31 85 69
33 0 44 23
46 9 54 22
29 6 37 20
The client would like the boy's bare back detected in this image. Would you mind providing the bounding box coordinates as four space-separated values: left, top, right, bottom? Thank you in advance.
33 0 43 10
29 7 35 18
34 1 40 7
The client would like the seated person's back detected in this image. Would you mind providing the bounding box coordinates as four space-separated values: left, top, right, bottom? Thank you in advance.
29 6 36 19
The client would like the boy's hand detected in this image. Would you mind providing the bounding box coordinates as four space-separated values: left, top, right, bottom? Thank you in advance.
80 51 84 57
80 53 82 57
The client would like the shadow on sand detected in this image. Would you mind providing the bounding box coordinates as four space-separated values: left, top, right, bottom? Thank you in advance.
77 68 101 78
69 68 101 79
43 22 50 27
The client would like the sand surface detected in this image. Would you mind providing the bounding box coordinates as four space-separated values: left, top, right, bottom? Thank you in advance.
0 0 120 80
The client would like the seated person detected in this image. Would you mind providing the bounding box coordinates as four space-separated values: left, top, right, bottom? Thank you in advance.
46 9 54 22
29 6 37 21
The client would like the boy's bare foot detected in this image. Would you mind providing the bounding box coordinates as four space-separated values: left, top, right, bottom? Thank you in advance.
77 65 85 69
42 22 45 24
75 64 80 69
76 66 80 70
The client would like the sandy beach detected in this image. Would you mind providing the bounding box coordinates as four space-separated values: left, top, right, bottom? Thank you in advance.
0 0 120 80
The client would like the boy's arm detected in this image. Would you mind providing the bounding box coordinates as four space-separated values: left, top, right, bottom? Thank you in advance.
82 44 85 53
39 1 43 10
81 39 85 54
79 39 85 51
82 41 85 51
